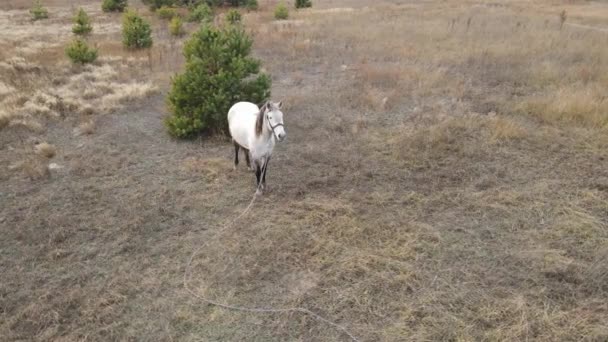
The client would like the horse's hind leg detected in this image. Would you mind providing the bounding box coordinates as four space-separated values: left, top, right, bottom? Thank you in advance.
244 148 252 171
233 141 239 170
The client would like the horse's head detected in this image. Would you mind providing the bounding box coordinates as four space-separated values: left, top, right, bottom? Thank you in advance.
264 101 286 142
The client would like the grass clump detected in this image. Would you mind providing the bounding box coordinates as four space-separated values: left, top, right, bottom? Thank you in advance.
72 8 93 35
65 39 98 64
274 2 289 20
34 142 56 158
102 0 127 13
166 25 271 138
226 9 241 25
122 10 153 49
30 0 48 21
169 16 184 36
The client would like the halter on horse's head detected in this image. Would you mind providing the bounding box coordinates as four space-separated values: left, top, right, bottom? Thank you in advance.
256 101 286 142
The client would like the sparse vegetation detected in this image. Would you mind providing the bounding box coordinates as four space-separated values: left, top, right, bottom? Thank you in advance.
30 0 48 21
274 2 289 20
76 120 95 135
65 39 98 64
122 10 153 49
295 0 312 9
187 3 212 23
166 25 270 137
226 9 241 25
102 0 127 13
72 8 93 36
169 15 184 36
157 6 177 19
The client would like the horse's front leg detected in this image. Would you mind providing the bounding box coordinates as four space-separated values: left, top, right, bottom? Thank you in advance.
261 157 270 191
254 161 262 195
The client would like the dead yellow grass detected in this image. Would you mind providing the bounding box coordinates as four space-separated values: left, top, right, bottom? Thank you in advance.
34 142 56 158
182 157 233 183
0 110 9 129
519 86 608 128
21 157 50 180
75 120 95 135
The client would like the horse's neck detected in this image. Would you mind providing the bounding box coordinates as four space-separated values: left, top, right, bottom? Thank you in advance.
258 116 273 142
252 119 275 156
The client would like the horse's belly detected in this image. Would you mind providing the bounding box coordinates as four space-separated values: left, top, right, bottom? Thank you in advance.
228 102 260 150
231 127 250 149
229 116 256 149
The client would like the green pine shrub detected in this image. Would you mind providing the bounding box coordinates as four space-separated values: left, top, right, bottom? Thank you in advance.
274 2 288 20
169 16 184 36
122 10 153 49
66 39 98 64
226 9 241 25
102 0 127 12
246 0 258 11
157 6 177 19
166 25 271 138
30 0 48 21
201 0 221 7
143 0 174 11
187 3 212 23
72 8 93 35
295 0 312 9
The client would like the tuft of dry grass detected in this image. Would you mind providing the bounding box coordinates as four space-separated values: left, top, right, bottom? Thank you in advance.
21 157 50 180
75 120 95 135
0 110 9 129
518 86 608 128
34 142 56 158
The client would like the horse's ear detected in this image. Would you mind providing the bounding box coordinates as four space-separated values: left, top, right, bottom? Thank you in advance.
269 101 282 110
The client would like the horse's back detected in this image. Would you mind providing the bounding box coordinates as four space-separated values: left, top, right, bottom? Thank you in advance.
228 102 259 149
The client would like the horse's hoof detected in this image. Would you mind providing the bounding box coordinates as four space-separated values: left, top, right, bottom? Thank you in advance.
233 165 237 171
256 189 263 196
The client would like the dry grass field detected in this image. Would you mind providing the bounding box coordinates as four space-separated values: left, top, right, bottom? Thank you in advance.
2 0 608 341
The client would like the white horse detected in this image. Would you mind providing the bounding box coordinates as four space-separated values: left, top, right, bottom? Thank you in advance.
228 101 286 195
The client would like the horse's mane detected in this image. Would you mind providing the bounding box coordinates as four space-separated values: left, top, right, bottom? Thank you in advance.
255 102 267 137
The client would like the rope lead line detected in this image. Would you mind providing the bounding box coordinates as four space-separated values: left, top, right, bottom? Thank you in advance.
183 162 360 342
